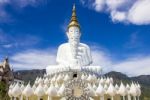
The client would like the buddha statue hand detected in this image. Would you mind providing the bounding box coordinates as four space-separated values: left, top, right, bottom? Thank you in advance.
70 58 79 66
77 46 89 66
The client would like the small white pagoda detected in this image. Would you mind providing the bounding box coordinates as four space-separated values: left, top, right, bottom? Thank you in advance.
8 5 141 100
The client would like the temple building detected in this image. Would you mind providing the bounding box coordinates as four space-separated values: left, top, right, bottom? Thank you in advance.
8 5 141 100
0 57 14 84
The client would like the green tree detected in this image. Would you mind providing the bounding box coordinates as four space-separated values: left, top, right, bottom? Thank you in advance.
0 81 9 100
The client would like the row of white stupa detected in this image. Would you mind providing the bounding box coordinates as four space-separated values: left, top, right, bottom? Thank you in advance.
8 73 141 100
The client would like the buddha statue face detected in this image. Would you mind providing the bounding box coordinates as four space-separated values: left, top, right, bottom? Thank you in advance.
67 26 80 59
67 26 81 46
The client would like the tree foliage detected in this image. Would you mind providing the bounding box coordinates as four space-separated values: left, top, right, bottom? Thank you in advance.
0 81 9 100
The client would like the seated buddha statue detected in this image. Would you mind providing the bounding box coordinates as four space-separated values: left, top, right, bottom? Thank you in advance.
46 5 93 74
56 5 92 68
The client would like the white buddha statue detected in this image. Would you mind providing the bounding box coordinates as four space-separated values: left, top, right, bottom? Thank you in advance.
46 5 93 74
56 5 92 68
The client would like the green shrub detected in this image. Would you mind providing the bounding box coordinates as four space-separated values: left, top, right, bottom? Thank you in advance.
0 81 9 100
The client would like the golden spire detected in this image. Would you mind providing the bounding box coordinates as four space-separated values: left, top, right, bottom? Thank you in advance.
68 4 80 29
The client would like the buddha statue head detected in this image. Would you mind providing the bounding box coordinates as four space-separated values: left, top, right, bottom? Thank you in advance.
67 4 81 47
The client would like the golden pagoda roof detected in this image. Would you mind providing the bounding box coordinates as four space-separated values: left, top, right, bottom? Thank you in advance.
68 4 80 29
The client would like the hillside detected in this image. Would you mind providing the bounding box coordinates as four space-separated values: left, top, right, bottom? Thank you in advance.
14 69 46 85
14 70 150 100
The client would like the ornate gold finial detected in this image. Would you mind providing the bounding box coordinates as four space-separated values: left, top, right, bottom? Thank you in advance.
68 4 80 29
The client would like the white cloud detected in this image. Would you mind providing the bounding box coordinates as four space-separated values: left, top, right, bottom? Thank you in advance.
127 0 150 25
81 0 150 25
92 49 150 76
11 48 57 70
0 0 10 4
12 0 44 8
0 29 40 49
90 45 150 76
111 11 127 22
2 44 13 48
93 0 105 12
0 0 45 23
106 0 128 11
112 56 150 76
0 0 43 7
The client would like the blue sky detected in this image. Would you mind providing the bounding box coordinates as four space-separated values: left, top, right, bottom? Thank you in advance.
0 0 150 76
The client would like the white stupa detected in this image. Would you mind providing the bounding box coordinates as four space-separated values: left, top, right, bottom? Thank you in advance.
9 4 141 100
